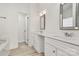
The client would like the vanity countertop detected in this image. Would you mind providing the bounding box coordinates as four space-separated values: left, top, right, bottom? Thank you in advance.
33 31 79 46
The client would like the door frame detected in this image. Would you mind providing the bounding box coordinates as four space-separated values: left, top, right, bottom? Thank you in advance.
17 12 29 45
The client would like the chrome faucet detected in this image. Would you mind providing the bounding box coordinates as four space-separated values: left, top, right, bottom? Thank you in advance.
64 32 73 37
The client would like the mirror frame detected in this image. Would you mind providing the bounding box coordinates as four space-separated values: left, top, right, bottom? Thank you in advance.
59 3 79 30
40 14 46 30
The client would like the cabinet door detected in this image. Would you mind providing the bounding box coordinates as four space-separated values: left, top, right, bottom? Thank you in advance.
45 43 57 56
57 49 70 56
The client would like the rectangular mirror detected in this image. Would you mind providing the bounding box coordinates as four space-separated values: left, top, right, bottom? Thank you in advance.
60 3 79 30
40 14 45 30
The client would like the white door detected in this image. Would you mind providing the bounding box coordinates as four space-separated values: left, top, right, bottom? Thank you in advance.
18 13 28 43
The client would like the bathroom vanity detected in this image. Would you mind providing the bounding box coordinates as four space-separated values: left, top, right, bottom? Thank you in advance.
33 31 79 56
34 32 79 56
45 36 79 56
42 3 79 56
33 32 44 53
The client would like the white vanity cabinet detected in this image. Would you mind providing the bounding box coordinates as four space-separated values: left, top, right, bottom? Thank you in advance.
45 42 57 56
45 37 79 56
57 48 70 56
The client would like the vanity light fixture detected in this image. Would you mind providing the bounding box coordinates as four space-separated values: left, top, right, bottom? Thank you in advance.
40 9 47 16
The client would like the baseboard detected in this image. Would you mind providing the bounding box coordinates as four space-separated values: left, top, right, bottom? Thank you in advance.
32 46 44 55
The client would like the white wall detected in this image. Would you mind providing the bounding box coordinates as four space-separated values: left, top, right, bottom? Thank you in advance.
39 3 79 43
1 3 79 51
0 3 30 49
28 4 45 53
28 4 40 47
28 3 79 53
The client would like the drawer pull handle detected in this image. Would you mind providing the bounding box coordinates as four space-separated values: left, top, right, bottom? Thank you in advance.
53 50 55 53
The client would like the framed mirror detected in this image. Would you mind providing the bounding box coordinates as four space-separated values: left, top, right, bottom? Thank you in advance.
40 14 45 30
60 3 79 30
40 9 47 31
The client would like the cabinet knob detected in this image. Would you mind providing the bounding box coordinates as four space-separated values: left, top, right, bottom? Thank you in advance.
53 50 55 53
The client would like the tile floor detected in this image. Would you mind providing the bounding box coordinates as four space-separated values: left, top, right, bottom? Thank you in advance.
9 42 44 56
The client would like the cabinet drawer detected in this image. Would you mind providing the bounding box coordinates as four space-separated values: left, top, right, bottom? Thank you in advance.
57 49 70 56
45 37 79 56
45 42 57 56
